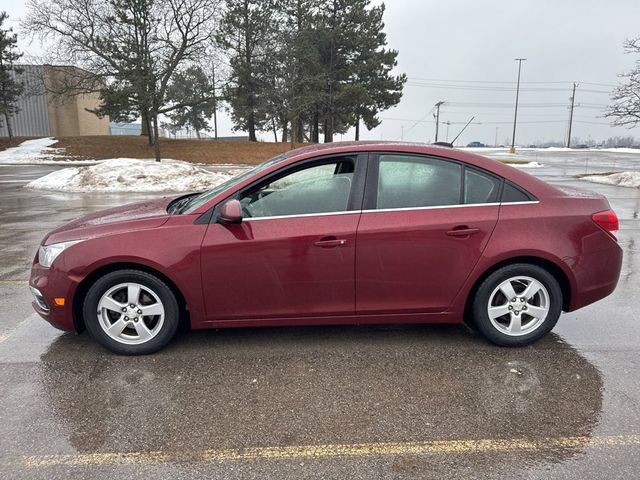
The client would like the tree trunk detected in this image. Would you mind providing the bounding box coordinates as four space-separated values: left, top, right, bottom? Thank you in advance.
4 113 13 141
248 111 257 142
195 128 201 139
151 112 161 162
271 118 278 142
281 118 288 143
296 117 304 143
141 111 153 145
213 107 218 140
311 109 319 143
355 116 360 141
324 119 333 143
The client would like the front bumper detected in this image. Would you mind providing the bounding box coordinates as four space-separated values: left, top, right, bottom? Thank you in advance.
29 261 79 332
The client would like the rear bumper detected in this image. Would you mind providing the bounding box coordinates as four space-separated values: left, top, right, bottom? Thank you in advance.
566 239 623 311
29 262 78 332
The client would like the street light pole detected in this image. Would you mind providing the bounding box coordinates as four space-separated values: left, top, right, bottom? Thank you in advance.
434 101 445 142
510 58 526 154
566 82 578 148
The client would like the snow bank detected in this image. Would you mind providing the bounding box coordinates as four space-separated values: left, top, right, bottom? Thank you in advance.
26 158 235 192
0 137 99 165
580 172 640 188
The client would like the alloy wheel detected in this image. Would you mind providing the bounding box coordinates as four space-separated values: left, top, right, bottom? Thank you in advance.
487 276 550 337
96 282 165 345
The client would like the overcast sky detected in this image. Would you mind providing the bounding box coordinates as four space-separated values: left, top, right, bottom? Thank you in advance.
5 0 640 145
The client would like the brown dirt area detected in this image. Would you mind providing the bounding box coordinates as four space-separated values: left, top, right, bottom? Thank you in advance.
53 136 300 165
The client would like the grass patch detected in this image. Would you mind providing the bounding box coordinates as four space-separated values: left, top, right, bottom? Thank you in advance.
53 136 298 165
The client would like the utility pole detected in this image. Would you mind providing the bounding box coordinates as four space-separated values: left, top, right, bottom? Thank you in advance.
495 126 499 147
434 101 445 142
445 121 451 142
566 82 578 148
510 58 526 154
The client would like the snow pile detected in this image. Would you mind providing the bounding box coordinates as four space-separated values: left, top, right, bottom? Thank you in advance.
26 158 235 192
580 172 640 188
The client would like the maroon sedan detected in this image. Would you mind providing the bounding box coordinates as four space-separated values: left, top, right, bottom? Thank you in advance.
30 142 622 354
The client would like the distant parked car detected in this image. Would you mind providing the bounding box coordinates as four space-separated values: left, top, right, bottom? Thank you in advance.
467 141 485 148
30 142 622 354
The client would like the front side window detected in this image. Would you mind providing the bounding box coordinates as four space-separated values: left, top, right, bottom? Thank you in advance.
375 155 462 209
240 159 355 218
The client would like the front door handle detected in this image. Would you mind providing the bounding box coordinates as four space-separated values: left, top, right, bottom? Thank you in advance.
314 237 347 248
446 227 480 237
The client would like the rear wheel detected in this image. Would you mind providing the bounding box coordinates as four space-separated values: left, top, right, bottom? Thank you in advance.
83 270 180 355
472 264 562 347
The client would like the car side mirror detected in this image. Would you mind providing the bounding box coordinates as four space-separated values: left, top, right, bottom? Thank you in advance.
218 199 243 224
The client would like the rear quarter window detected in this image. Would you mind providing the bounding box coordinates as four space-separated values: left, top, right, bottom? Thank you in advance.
501 182 534 203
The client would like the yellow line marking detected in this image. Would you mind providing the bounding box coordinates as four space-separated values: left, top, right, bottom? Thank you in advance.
18 434 640 467
0 280 28 285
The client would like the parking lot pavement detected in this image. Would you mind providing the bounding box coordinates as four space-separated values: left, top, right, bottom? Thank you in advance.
1 154 640 479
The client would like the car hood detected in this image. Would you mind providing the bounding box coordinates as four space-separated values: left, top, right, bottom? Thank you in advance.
43 196 175 245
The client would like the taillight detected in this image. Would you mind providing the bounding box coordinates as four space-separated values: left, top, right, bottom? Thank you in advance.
592 209 619 239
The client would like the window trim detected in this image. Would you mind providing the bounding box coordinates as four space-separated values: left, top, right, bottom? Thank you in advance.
209 152 368 223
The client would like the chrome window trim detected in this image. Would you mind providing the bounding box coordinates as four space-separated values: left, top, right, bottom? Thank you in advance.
362 202 501 214
499 200 540 206
241 200 540 221
245 210 360 222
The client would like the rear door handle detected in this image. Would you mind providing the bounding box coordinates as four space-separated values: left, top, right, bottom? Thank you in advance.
314 237 347 248
446 227 480 237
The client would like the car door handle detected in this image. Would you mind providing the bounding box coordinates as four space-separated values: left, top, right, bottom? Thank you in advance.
446 227 480 237
314 237 347 248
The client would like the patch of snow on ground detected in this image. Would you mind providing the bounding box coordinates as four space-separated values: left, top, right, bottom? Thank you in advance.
0 137 97 165
580 172 640 188
26 158 235 192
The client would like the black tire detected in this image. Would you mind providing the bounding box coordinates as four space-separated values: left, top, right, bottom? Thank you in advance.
472 263 562 347
83 269 180 355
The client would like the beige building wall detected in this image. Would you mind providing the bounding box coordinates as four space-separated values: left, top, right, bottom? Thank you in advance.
43 66 111 136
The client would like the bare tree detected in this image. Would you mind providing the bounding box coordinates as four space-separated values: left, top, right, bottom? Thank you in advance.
606 38 640 129
24 0 221 161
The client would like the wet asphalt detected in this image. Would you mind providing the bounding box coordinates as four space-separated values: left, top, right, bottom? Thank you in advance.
0 150 639 479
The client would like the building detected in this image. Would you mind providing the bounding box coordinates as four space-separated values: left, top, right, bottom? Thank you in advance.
0 65 110 137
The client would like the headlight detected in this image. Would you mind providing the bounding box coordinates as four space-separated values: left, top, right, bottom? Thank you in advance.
38 240 82 268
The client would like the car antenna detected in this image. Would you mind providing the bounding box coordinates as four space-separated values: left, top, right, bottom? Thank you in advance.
451 116 476 145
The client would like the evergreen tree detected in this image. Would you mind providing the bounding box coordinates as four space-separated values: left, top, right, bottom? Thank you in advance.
0 12 24 140
217 0 277 142
165 66 216 138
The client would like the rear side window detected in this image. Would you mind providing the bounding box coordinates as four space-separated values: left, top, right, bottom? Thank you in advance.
501 182 533 203
376 155 461 209
464 168 500 204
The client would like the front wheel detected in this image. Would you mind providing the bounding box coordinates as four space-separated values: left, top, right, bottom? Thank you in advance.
83 270 180 355
472 264 562 347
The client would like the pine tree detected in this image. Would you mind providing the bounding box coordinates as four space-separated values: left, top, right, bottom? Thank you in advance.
0 12 24 141
217 0 277 142
165 66 216 138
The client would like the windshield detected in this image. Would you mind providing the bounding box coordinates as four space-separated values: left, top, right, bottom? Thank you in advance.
181 154 287 213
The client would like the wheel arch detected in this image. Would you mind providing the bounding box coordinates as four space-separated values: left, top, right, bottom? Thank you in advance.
72 262 189 332
463 255 572 323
